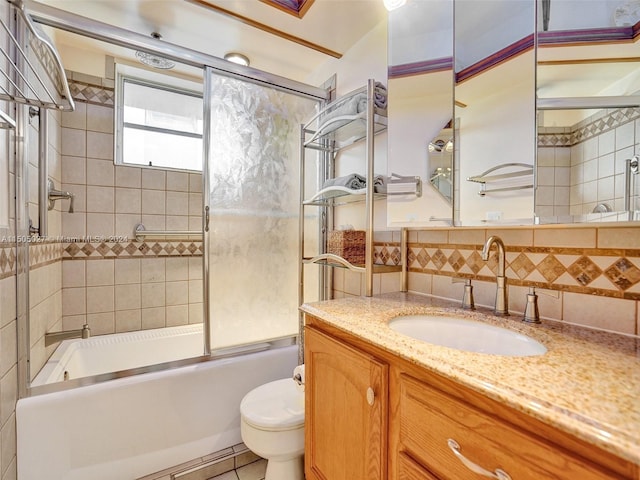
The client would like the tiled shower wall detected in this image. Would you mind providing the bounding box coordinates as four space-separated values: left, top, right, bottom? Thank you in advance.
26 73 204 379
334 226 640 336
538 107 640 219
58 74 204 331
27 107 63 382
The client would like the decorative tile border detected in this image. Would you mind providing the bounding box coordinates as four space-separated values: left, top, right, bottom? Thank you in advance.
68 79 114 106
62 240 203 260
374 243 402 266
538 107 640 147
29 241 63 269
21 238 640 301
407 242 640 300
0 244 16 280
24 239 203 270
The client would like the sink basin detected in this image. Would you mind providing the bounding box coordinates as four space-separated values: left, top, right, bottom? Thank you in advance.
388 315 547 356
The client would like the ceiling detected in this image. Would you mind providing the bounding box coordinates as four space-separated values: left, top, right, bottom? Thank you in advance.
37 0 387 83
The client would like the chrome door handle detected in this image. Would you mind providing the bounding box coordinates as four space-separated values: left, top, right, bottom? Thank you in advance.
447 439 512 480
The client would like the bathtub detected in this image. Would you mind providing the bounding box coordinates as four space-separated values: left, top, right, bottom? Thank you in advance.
17 325 298 480
30 324 207 386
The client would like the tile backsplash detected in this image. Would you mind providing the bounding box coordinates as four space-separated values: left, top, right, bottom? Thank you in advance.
334 226 640 336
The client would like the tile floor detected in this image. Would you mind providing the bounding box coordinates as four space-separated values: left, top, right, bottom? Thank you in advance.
208 459 267 480
138 443 264 480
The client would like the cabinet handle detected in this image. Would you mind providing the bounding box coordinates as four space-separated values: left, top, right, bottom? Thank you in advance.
447 439 512 480
366 387 375 406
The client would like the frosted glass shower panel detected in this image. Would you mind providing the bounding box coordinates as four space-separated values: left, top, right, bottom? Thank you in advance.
207 74 318 349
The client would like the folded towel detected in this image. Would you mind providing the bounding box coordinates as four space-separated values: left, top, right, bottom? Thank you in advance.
373 82 387 109
317 82 388 132
373 174 386 194
322 173 367 190
322 174 387 193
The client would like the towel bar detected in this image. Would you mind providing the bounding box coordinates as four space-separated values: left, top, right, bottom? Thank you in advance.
467 163 533 196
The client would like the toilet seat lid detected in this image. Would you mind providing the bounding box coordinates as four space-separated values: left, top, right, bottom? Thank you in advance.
240 378 304 431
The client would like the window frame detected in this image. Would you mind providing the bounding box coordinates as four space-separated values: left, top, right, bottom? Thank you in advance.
114 64 204 173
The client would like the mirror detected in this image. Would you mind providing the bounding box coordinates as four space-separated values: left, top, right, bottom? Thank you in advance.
386 0 454 227
454 0 536 226
428 122 454 203
387 0 640 226
535 0 640 223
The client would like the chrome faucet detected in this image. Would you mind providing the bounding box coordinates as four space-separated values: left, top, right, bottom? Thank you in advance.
481 235 509 316
45 323 90 347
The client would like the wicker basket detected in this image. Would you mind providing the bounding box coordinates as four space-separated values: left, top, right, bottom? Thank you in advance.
327 230 365 265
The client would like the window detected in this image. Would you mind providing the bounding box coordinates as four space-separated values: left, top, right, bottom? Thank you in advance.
116 65 203 171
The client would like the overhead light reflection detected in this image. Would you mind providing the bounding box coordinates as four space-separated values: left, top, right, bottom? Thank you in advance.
383 0 407 11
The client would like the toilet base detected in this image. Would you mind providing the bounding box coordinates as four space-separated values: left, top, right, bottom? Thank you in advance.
265 455 304 480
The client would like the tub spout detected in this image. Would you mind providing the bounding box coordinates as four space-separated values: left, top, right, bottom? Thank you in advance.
45 323 90 347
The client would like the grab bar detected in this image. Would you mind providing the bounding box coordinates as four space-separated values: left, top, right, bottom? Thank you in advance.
133 223 202 241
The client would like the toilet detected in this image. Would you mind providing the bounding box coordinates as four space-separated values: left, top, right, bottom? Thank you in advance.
240 378 305 480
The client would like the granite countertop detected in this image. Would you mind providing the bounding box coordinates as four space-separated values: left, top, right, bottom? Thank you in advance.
300 292 640 465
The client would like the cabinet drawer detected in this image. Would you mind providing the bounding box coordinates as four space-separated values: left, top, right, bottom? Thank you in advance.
398 374 619 480
398 452 440 480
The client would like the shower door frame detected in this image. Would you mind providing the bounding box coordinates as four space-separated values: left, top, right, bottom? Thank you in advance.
22 1 328 395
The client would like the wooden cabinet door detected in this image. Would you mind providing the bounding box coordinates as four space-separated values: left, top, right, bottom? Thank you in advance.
305 327 388 480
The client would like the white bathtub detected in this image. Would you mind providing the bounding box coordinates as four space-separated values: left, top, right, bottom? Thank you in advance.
17 325 298 480
31 324 207 386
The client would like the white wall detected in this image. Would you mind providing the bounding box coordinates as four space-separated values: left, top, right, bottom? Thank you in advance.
457 53 536 224
387 71 453 227
305 20 390 232
306 20 388 98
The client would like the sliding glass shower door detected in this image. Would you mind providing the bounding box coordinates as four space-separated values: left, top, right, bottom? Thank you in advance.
204 69 320 350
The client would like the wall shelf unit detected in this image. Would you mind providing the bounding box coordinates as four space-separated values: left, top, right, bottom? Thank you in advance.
298 79 410 302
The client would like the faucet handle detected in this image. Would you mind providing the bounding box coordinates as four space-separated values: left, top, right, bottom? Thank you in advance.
523 287 541 324
452 278 475 310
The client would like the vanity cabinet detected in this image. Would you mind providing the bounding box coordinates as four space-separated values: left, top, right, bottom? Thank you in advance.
304 314 637 480
304 326 388 480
